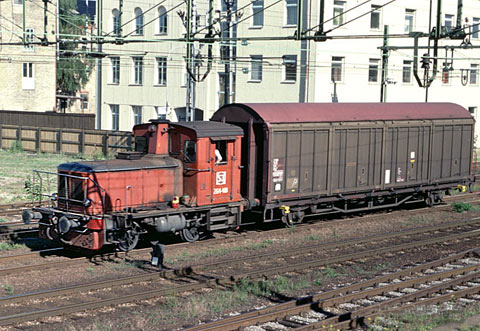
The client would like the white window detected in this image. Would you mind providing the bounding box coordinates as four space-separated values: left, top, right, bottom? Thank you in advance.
110 57 120 84
368 58 380 82
22 62 34 90
283 55 297 82
333 1 345 26
24 28 34 51
469 107 477 115
112 9 120 35
111 104 119 131
285 0 297 26
370 5 381 30
132 57 143 85
13 0 22 5
470 64 478 85
444 14 454 32
80 93 89 111
405 9 415 33
158 6 167 34
132 106 142 125
252 0 264 27
331 56 344 82
473 18 480 39
250 55 262 81
156 57 167 85
135 8 144 35
402 60 412 83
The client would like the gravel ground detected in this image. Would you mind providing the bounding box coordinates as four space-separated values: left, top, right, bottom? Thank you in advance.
1 203 480 330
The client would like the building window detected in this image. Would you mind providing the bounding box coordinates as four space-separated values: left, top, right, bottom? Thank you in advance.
285 0 297 26
132 57 143 85
473 18 480 39
333 1 345 26
156 57 167 85
444 14 454 32
331 56 344 82
22 62 34 89
368 58 380 82
469 107 477 115
442 70 450 84
283 55 297 82
402 60 412 83
252 0 264 27
158 6 167 34
111 104 119 131
470 64 478 85
250 55 262 81
405 9 415 33
132 106 142 125
80 93 89 111
112 9 120 35
135 8 144 35
13 0 22 5
110 57 120 84
24 28 34 51
370 5 381 30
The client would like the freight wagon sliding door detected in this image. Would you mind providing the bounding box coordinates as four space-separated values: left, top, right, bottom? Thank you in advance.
431 123 473 182
330 127 382 194
384 125 430 188
269 127 329 200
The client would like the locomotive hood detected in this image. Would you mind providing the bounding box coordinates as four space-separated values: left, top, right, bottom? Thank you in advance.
58 154 182 173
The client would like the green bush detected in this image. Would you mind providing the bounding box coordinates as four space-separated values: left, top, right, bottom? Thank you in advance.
452 202 473 213
8 140 23 153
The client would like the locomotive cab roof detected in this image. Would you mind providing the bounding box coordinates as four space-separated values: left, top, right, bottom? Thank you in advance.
170 121 243 139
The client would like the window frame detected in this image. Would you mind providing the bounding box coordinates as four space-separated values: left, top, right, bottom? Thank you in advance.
405 9 415 33
444 14 454 32
132 105 142 125
331 56 344 83
368 58 380 83
282 55 297 82
110 57 120 84
80 92 89 111
132 56 144 85
22 62 34 90
112 9 120 35
156 56 167 85
402 60 413 84
23 28 34 51
470 64 478 85
250 55 263 82
134 8 144 35
251 0 264 27
285 0 297 27
111 104 119 131
370 5 381 30
473 18 480 39
158 6 168 34
333 1 346 27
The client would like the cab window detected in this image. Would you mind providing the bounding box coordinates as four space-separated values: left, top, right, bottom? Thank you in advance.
134 136 148 153
184 140 196 163
215 141 227 165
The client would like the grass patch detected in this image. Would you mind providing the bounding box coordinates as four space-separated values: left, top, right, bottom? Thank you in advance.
374 304 480 331
407 216 432 225
452 202 473 213
234 275 310 298
322 266 343 279
107 259 146 270
165 239 276 264
0 242 25 251
1 284 14 295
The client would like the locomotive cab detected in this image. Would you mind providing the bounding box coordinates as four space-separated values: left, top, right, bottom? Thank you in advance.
168 121 244 206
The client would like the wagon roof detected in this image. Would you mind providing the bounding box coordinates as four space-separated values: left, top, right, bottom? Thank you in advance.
213 103 473 124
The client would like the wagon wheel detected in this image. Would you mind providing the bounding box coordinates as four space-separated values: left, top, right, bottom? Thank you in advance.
180 226 207 243
424 195 434 207
281 213 295 228
118 225 141 252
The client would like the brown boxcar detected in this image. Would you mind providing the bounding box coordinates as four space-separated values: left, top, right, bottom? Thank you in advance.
212 103 474 219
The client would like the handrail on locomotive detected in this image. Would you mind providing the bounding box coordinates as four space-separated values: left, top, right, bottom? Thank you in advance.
32 170 106 218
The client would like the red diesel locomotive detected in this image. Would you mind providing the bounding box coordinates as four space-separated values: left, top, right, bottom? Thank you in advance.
23 103 474 251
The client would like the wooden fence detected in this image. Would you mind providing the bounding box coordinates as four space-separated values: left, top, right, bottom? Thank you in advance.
0 125 133 157
0 110 95 129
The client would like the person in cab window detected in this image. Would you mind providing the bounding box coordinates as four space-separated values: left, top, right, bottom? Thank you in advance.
215 148 223 164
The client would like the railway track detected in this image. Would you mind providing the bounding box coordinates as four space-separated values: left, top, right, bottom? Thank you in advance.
0 201 48 217
1 215 480 326
185 250 480 331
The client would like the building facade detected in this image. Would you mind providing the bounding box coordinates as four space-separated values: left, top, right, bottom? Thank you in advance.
0 0 56 111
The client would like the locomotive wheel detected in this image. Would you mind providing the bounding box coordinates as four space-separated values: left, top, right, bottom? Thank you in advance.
118 227 140 252
180 227 202 243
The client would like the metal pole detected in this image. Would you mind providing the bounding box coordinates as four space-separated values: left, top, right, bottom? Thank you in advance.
380 25 389 102
96 0 103 129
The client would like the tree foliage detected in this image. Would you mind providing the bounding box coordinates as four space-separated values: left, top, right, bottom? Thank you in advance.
56 0 94 95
